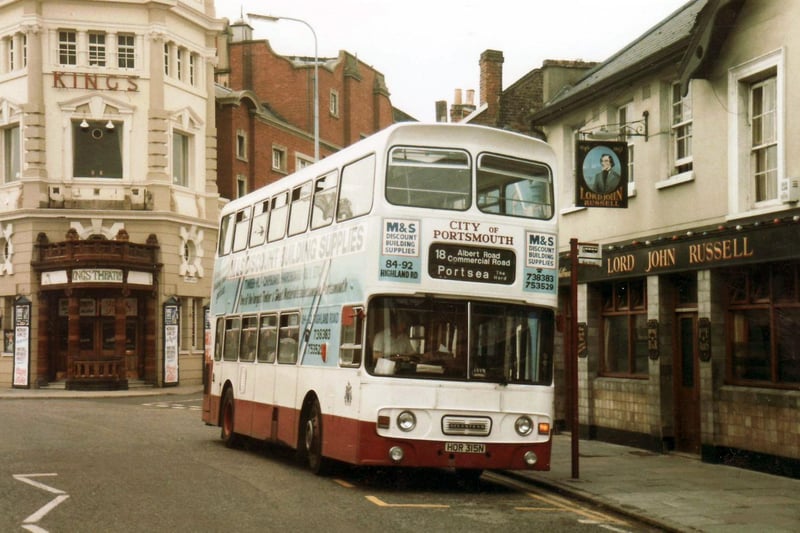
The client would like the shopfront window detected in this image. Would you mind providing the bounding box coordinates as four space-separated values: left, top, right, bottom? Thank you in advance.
727 262 800 386
600 279 648 377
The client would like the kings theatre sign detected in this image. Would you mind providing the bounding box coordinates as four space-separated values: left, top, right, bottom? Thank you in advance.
52 71 140 92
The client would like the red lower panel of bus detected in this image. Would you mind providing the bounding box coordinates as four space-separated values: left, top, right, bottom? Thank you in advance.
346 418 551 471
204 394 551 471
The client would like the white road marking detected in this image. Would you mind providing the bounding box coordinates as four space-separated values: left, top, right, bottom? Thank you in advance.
13 474 65 494
13 473 70 533
23 495 70 524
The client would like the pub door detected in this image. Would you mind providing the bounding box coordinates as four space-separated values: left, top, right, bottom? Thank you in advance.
674 313 701 454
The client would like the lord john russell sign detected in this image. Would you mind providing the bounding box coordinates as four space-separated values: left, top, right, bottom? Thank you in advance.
575 222 800 282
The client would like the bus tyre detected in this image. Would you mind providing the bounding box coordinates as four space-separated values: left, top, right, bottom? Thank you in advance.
301 399 329 475
220 388 239 448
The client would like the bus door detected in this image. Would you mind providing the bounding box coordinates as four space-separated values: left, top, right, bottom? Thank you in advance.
273 311 301 445
251 314 278 440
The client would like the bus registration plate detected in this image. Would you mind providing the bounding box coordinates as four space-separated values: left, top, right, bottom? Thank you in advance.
444 442 486 454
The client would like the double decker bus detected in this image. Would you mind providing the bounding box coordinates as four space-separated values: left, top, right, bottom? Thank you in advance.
202 123 558 475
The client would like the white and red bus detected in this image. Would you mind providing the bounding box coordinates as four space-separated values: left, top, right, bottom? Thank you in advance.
202 123 558 475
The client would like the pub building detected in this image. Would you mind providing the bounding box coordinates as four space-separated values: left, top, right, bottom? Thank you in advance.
0 1 222 389
558 212 800 474
526 0 800 476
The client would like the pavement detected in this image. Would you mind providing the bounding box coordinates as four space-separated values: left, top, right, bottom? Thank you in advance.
3 385 799 532
515 433 800 532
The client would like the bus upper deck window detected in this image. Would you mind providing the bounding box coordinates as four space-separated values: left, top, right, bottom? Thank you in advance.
288 182 312 236
268 192 289 242
477 154 553 220
232 208 251 252
311 171 338 229
338 154 375 221
218 214 233 256
249 200 269 248
386 147 470 210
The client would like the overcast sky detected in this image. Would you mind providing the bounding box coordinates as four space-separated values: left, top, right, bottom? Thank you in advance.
214 0 690 122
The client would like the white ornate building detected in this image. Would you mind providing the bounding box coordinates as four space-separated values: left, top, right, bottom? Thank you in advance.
0 0 222 389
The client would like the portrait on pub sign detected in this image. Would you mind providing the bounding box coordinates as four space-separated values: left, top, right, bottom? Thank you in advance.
575 140 628 208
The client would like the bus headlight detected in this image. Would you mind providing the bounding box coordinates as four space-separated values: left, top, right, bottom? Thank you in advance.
514 415 534 436
524 451 538 465
397 411 417 432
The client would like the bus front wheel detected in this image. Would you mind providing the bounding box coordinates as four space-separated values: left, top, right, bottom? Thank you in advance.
301 398 329 475
220 388 239 448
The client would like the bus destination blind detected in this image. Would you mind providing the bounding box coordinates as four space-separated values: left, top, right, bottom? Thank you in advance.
428 243 515 284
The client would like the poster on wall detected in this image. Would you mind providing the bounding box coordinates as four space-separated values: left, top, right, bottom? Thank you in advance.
12 297 31 389
575 140 628 208
163 299 179 386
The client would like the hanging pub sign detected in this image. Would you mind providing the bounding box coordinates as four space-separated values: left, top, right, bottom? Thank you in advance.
575 140 628 208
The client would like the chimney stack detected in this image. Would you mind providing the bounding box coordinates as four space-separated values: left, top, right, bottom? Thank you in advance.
479 49 504 127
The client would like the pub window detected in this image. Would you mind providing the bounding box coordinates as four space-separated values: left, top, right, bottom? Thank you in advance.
88 32 106 66
117 34 135 69
671 81 693 174
2 125 20 182
73 120 122 178
58 30 77 65
617 104 630 141
729 51 783 213
727 262 800 386
751 76 778 202
627 144 635 191
600 279 648 376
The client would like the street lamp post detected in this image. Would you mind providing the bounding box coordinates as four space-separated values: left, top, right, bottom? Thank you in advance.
247 13 319 162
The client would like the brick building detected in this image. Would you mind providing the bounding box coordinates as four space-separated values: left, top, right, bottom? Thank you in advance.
214 17 396 201
437 49 596 137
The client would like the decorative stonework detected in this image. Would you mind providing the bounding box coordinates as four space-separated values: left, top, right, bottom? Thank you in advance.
0 222 13 275
179 225 204 279
70 219 125 240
